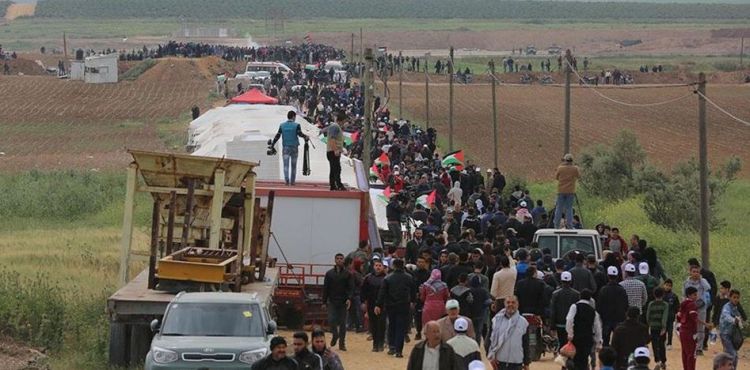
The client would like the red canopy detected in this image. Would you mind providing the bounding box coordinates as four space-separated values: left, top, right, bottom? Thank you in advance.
230 88 279 105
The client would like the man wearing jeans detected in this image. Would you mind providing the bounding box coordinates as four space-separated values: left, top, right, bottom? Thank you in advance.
375 258 415 358
322 254 353 351
272 110 309 186
553 153 580 229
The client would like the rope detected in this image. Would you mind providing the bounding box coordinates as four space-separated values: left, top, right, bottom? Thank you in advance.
695 91 750 127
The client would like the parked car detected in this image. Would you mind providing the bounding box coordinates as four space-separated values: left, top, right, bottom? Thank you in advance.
533 229 603 261
145 292 277 369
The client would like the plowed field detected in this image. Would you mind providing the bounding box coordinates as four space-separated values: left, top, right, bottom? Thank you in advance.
0 58 216 172
387 80 750 180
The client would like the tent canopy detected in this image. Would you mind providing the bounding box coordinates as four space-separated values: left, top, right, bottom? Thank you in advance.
230 88 279 105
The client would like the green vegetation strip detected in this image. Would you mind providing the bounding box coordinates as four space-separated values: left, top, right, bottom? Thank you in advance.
121 58 156 81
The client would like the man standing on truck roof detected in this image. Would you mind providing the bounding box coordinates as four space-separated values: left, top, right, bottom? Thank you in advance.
322 111 346 191
272 110 309 186
322 253 354 352
553 153 581 229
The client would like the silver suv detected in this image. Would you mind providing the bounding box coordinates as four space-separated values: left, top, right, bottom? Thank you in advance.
145 292 277 369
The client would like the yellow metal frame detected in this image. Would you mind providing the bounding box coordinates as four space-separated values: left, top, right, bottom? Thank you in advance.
157 249 238 284
117 150 258 287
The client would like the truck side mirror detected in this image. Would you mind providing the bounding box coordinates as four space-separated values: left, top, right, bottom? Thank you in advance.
267 320 277 335
150 319 160 333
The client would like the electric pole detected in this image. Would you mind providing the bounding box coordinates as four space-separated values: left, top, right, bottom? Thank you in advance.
398 51 403 119
359 28 363 64
698 72 710 269
363 48 374 170
350 33 354 63
490 60 499 169
425 52 430 129
564 49 573 155
448 46 454 151
741 37 745 68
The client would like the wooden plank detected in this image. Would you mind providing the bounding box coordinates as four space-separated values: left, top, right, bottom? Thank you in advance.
166 191 177 255
118 164 138 287
181 180 195 249
137 185 244 196
259 191 275 280
209 169 225 249
148 199 161 290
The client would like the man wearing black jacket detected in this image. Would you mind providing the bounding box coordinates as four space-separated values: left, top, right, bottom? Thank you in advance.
361 259 387 352
322 253 354 351
515 266 548 316
375 258 415 358
550 271 580 348
598 266 630 346
292 332 322 370
407 321 463 370
251 336 299 370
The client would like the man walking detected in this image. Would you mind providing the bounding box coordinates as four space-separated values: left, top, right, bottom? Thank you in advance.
719 289 742 370
251 336 299 370
487 295 530 370
565 289 603 370
437 299 476 342
292 332 323 370
272 110 309 185
611 306 650 370
311 329 344 370
407 321 463 370
361 259 387 352
322 253 354 351
620 263 648 315
553 153 580 229
323 112 346 190
684 264 712 356
447 317 481 368
550 271 580 348
597 266 629 346
375 258 415 357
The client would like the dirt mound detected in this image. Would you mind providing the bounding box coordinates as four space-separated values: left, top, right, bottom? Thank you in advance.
2 58 47 75
4 3 35 21
0 337 49 370
711 28 750 38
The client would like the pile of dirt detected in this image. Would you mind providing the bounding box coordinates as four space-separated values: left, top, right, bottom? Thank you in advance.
2 58 47 76
0 337 49 370
4 3 35 21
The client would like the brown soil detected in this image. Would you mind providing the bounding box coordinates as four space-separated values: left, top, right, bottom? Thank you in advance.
385 80 750 180
0 58 218 172
0 337 48 370
2 58 46 76
4 3 35 21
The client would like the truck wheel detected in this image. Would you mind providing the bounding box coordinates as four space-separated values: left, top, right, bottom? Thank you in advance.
109 322 130 367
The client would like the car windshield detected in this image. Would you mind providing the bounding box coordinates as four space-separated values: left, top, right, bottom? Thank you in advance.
161 303 263 337
560 236 595 257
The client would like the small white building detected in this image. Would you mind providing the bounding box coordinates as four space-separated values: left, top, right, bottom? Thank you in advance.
82 54 118 84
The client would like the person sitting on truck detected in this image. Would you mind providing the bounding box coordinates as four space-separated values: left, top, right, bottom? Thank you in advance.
251 336 299 370
271 110 309 186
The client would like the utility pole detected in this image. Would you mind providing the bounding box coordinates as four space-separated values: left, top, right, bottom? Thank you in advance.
63 32 68 60
363 48 374 170
741 37 745 68
448 46 455 151
398 50 403 119
425 52 430 129
350 33 355 63
490 60 499 169
698 72 710 269
564 49 573 155
359 27 363 64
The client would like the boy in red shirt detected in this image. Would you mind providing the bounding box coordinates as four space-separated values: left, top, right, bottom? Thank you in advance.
678 286 712 370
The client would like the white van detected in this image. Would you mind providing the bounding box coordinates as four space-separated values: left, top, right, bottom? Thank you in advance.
532 229 603 261
244 62 292 76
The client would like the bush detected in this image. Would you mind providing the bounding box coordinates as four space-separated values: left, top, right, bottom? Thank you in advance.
121 58 156 81
0 170 124 220
642 157 741 232
713 61 741 72
579 130 645 200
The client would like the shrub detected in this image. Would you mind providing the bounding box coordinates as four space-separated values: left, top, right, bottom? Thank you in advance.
579 130 645 200
122 58 156 80
712 61 740 72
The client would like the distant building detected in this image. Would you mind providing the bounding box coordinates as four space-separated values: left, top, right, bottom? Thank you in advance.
70 53 118 84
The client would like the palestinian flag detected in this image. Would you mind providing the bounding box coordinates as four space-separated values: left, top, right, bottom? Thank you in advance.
369 164 380 179
377 186 393 204
374 152 390 167
442 150 464 171
416 190 436 209
318 132 353 146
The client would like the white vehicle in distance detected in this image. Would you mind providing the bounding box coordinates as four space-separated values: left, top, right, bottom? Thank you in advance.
532 229 604 261
324 60 348 83
242 62 292 78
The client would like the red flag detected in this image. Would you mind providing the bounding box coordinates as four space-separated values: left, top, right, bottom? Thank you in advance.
384 186 392 199
375 152 390 166
427 190 436 205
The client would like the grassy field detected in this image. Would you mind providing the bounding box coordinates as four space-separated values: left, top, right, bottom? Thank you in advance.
1 17 749 51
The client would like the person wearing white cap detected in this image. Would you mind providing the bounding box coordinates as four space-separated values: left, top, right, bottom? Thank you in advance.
468 359 486 370
619 263 648 315
446 317 481 368
437 299 476 342
553 153 581 229
487 295 530 370
597 265 629 346
630 346 652 370
636 262 659 302
565 289 603 370
550 271 580 348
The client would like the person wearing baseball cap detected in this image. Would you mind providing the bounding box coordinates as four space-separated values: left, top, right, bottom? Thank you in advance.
437 299 476 342
468 359 486 370
620 263 648 315
630 347 652 370
446 317 481 368
597 265 629 346
550 271 581 348
553 152 581 229
636 262 659 302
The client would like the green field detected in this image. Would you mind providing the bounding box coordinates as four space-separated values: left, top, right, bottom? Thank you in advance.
0 167 747 368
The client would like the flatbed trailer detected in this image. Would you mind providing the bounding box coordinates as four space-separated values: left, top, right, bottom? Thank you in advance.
106 267 278 366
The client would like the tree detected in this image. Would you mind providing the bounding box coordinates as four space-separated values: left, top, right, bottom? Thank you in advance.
579 130 645 200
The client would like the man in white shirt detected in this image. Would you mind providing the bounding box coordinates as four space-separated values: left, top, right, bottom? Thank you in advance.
487 295 530 370
566 289 603 370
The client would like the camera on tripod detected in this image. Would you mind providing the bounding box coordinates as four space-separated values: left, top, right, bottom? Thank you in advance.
266 139 277 156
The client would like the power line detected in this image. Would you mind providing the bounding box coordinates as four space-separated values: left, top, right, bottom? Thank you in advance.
695 90 750 127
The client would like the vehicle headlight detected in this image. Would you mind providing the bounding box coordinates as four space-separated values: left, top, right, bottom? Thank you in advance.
152 347 179 364
239 348 268 364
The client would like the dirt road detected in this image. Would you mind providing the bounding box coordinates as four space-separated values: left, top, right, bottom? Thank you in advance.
281 329 745 369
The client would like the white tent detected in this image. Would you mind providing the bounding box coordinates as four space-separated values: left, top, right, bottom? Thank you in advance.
188 104 358 187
